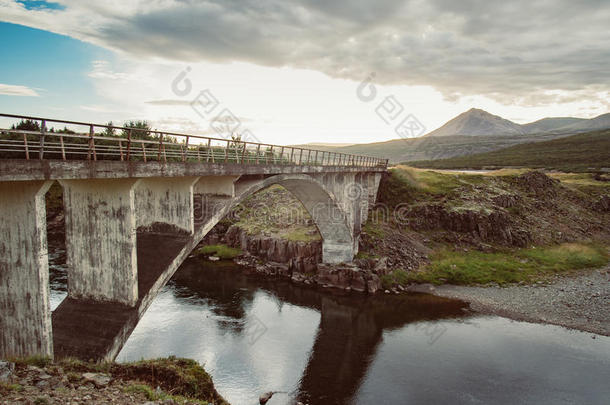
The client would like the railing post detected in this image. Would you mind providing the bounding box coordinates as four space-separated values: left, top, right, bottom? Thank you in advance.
23 132 30 160
38 120 46 160
224 139 229 163
126 129 132 161
299 149 303 165
289 148 294 165
241 142 247 164
207 139 212 163
279 146 285 164
183 136 189 162
158 133 163 161
141 141 147 162
119 140 124 161
87 125 96 161
59 133 66 161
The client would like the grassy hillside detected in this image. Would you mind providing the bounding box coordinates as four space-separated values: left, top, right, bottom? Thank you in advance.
293 132 575 163
408 129 610 171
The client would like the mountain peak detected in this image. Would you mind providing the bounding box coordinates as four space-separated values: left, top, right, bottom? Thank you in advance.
426 108 524 137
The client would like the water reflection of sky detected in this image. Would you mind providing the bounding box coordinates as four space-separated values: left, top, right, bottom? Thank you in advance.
117 287 320 405
48 254 610 405
357 317 610 405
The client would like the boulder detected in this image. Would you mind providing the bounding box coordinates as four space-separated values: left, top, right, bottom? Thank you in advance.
82 372 112 388
0 360 14 382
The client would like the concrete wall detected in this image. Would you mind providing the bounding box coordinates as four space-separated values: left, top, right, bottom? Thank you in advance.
193 175 239 197
61 179 139 306
135 177 200 234
0 180 53 358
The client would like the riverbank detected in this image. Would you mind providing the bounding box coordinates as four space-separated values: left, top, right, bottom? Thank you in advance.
193 168 610 336
0 357 228 405
409 265 610 336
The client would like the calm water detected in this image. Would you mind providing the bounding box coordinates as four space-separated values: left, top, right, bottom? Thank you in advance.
49 249 610 405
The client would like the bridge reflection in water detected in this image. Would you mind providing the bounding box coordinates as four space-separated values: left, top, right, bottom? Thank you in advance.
51 251 470 404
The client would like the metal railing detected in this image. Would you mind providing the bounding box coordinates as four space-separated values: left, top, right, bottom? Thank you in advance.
0 113 388 169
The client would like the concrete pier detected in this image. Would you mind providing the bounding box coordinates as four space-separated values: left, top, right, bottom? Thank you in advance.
0 180 53 358
60 179 140 306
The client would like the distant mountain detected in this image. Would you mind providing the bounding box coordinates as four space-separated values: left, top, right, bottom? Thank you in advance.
425 108 525 137
557 112 610 132
425 109 610 137
300 108 610 164
522 117 586 133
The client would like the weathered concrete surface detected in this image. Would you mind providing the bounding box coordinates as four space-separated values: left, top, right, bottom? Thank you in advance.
52 232 188 360
2 164 383 359
0 160 385 182
0 180 53 358
135 177 200 234
60 179 140 306
52 172 376 360
194 175 240 197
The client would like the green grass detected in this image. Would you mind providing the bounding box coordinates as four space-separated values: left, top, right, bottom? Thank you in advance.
124 384 210 405
355 251 379 260
407 243 608 285
379 165 490 204
0 383 24 394
380 269 410 289
362 220 386 239
39 356 229 405
197 244 242 260
10 355 52 368
283 228 320 242
408 129 610 172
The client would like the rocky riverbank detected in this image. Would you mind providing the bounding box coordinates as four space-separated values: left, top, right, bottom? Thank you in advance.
410 265 610 336
191 168 610 336
0 357 228 405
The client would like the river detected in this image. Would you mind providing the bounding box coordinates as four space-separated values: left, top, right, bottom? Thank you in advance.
48 247 610 405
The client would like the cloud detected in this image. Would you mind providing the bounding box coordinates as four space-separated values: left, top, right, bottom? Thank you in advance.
2 0 609 104
145 99 193 106
0 83 41 96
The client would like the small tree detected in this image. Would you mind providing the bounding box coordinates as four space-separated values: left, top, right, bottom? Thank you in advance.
11 119 41 131
102 121 116 137
56 126 75 134
122 120 152 140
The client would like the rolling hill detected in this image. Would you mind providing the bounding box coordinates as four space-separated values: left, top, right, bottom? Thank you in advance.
294 108 610 163
407 129 610 172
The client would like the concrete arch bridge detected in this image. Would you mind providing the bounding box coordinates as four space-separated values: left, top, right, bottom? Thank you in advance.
0 114 387 360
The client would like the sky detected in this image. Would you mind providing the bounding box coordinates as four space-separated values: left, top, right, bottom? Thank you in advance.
0 0 609 145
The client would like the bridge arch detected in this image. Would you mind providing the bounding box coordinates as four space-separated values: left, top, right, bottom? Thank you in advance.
219 173 355 264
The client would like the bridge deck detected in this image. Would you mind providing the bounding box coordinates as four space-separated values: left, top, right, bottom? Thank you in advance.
0 113 388 183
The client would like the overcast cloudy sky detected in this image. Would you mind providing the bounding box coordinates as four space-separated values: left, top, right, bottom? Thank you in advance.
1 0 609 144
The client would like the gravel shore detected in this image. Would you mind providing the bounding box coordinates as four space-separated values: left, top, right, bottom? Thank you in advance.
409 266 610 336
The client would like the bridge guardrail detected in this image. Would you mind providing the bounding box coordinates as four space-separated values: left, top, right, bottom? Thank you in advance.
0 113 388 169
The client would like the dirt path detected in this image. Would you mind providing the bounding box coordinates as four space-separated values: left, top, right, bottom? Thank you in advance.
409 266 610 336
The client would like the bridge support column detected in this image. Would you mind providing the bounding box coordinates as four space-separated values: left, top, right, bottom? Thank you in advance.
0 180 53 358
135 177 200 234
60 179 139 306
